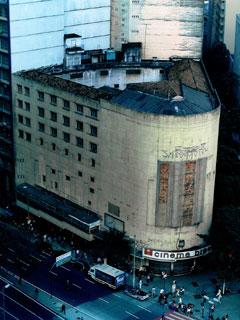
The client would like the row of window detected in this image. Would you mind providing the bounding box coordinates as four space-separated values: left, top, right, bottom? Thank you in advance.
49 167 95 183
18 130 31 142
17 85 98 119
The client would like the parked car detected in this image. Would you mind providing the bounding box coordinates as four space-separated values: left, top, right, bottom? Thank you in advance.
124 287 150 301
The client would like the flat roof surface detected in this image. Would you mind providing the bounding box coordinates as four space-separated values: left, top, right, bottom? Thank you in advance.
93 264 125 277
16 183 100 226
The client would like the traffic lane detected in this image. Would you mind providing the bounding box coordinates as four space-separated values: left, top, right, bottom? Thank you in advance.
0 279 63 320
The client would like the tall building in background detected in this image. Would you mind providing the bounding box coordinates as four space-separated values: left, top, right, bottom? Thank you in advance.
210 0 240 54
111 0 204 60
0 0 14 206
9 0 111 72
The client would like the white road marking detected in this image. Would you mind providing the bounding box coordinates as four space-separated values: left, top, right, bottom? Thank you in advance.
73 283 82 290
39 254 48 259
6 258 14 264
49 271 58 276
60 265 71 271
113 293 122 298
42 251 51 257
30 255 42 262
0 307 19 320
137 305 152 313
18 259 30 267
98 297 109 304
125 311 140 319
7 247 15 253
85 278 95 284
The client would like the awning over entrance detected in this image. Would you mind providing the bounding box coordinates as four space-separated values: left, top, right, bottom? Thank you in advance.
16 183 101 240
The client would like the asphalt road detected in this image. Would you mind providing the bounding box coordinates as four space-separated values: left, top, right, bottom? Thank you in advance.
0 245 168 320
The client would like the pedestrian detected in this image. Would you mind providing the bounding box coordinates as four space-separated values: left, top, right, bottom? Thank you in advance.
61 304 66 314
146 274 151 284
172 280 176 297
35 287 39 296
216 288 222 303
178 296 183 305
200 301 204 318
139 279 143 290
180 286 185 296
152 287 156 297
176 288 180 297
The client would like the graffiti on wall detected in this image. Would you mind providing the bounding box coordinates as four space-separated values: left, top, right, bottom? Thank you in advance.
159 143 207 160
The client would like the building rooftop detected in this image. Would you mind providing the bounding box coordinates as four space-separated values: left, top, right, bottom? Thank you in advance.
16 69 114 101
16 184 100 232
112 86 213 116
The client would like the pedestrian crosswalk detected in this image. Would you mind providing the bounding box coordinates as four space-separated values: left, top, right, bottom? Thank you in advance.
155 311 196 320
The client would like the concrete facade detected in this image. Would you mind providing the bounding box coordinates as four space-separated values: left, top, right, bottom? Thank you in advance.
210 0 240 54
12 60 220 260
9 0 111 72
111 0 204 60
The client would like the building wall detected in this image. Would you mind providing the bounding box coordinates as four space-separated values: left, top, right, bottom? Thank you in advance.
13 73 220 252
61 67 165 90
111 0 204 59
9 0 111 72
211 0 240 54
234 14 240 76
0 0 14 206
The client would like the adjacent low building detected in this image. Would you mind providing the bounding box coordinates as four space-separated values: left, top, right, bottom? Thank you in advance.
13 59 220 273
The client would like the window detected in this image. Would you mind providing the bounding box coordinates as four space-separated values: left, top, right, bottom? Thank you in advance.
65 148 69 155
17 84 22 94
42 175 46 182
76 137 83 148
108 202 120 217
50 94 57 105
52 143 56 151
90 176 95 182
63 99 70 110
24 87 30 96
90 188 95 194
78 171 82 177
90 142 97 153
18 114 23 124
25 102 30 112
25 117 31 127
55 182 58 189
26 132 31 142
38 122 45 132
18 129 24 138
91 159 95 167
63 116 70 127
76 104 83 114
90 125 97 137
78 153 81 161
88 200 91 206
51 169 56 174
38 107 45 117
40 138 44 145
63 132 70 143
38 91 44 101
50 127 57 137
65 175 70 181
76 120 83 131
90 108 98 119
50 111 57 122
114 84 119 89
17 99 23 109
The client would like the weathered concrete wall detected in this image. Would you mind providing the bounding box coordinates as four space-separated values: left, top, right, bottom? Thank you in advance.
111 0 204 59
9 0 111 72
61 67 165 90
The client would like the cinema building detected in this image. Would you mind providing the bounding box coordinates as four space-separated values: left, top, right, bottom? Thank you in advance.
13 59 220 273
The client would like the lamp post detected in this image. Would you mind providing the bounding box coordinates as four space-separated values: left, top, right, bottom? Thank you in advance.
2 283 10 320
133 235 136 289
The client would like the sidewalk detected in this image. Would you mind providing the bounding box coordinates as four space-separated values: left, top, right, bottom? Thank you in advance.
128 271 240 319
